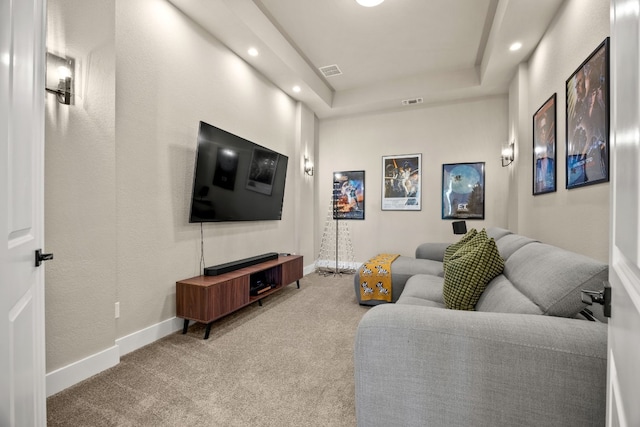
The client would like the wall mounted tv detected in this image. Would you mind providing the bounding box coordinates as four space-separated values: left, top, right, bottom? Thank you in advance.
189 121 288 222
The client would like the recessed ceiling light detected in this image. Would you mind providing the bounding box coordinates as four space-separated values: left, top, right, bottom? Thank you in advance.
248 47 259 57
292 86 301 93
509 42 522 52
356 0 384 7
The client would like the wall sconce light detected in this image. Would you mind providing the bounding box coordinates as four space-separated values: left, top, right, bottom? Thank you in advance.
45 52 74 105
304 156 314 176
501 141 515 167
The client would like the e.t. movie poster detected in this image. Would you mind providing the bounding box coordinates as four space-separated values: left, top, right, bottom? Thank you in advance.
333 170 365 220
442 162 485 219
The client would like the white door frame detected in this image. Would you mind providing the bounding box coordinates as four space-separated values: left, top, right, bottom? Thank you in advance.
0 0 48 425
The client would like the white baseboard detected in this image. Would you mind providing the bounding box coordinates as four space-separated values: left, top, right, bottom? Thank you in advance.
116 317 184 356
46 317 183 397
46 345 120 397
46 267 323 397
303 263 316 276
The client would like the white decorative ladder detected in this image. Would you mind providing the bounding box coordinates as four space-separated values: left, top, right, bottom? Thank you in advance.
315 197 356 275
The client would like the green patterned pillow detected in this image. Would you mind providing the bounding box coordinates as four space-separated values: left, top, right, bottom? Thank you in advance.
443 228 478 264
443 236 504 310
446 228 488 264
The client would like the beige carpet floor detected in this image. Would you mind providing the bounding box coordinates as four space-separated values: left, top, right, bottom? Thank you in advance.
47 272 369 426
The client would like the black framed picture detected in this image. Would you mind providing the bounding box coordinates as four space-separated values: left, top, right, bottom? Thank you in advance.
566 37 609 189
533 94 557 195
441 162 485 220
333 170 365 220
381 154 421 211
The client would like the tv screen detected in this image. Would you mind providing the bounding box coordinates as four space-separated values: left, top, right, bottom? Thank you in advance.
189 121 288 222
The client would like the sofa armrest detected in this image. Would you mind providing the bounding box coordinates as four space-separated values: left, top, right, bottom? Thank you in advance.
354 304 607 427
414 242 448 261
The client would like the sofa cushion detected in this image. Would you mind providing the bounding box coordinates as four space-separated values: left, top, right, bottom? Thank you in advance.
486 226 513 241
443 237 504 310
397 274 445 304
475 275 544 315
396 273 447 308
495 234 538 261
505 243 608 318
415 242 449 261
392 256 444 277
395 296 446 308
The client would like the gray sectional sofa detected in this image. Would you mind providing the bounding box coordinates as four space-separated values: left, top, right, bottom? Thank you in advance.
354 227 608 426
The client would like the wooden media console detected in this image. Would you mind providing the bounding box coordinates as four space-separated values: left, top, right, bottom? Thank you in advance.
176 255 303 339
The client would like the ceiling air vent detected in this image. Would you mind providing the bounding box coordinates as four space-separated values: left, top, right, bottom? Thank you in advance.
319 64 343 78
402 97 424 106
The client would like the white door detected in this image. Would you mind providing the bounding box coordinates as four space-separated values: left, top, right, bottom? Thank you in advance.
0 0 48 425
608 1 640 426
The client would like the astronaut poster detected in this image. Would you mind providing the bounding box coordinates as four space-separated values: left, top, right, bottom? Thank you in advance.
442 162 485 219
333 170 365 220
382 154 421 211
565 38 609 189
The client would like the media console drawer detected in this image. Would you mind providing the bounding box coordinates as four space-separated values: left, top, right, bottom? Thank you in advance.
176 255 303 339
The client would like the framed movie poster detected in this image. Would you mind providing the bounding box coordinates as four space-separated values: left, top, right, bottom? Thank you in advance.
442 162 485 220
566 37 610 189
333 170 365 220
382 154 421 211
533 94 557 195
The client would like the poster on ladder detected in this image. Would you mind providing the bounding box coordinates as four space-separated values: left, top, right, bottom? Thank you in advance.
333 170 365 220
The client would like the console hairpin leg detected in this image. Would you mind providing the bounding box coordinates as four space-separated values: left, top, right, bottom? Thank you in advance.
204 322 213 339
181 319 215 339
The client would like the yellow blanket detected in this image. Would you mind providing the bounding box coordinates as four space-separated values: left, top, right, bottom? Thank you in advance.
359 253 400 302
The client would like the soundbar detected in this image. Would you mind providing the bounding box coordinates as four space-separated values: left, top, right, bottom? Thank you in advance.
204 252 279 276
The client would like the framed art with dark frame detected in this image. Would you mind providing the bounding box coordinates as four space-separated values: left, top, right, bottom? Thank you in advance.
441 162 485 220
333 170 365 220
533 93 557 195
565 37 610 189
381 154 421 211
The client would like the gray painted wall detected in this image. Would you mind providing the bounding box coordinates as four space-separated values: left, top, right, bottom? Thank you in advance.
45 0 311 373
508 0 609 262
318 97 510 263
45 0 117 373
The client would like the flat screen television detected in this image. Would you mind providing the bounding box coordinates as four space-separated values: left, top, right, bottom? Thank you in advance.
189 121 288 222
